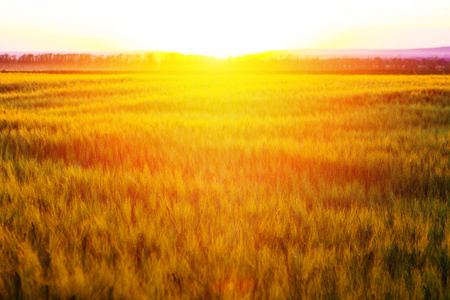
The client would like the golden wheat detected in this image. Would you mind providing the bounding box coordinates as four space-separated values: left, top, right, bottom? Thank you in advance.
0 72 449 298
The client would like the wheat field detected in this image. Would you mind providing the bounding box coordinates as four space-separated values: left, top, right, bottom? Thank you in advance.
0 72 449 299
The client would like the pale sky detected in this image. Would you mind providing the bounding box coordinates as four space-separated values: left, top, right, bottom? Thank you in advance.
1 0 450 57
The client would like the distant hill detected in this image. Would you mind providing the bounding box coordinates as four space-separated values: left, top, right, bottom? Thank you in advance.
266 47 450 60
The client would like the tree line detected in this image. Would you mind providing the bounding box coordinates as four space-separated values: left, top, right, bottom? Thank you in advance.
0 53 157 70
1 52 449 72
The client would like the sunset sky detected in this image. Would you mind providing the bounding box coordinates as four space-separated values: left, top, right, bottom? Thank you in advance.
1 0 450 58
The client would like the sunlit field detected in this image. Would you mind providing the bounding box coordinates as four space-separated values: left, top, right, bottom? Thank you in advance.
0 72 449 298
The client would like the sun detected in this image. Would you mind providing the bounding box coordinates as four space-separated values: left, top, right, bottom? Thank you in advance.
111 0 335 58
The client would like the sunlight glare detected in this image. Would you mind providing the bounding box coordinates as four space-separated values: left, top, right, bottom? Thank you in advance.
115 0 338 58
2 0 450 55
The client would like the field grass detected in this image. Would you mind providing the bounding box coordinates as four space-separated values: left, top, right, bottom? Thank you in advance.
0 72 449 299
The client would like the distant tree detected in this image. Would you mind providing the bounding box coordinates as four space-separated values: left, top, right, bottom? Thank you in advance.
144 53 157 69
426 57 437 70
